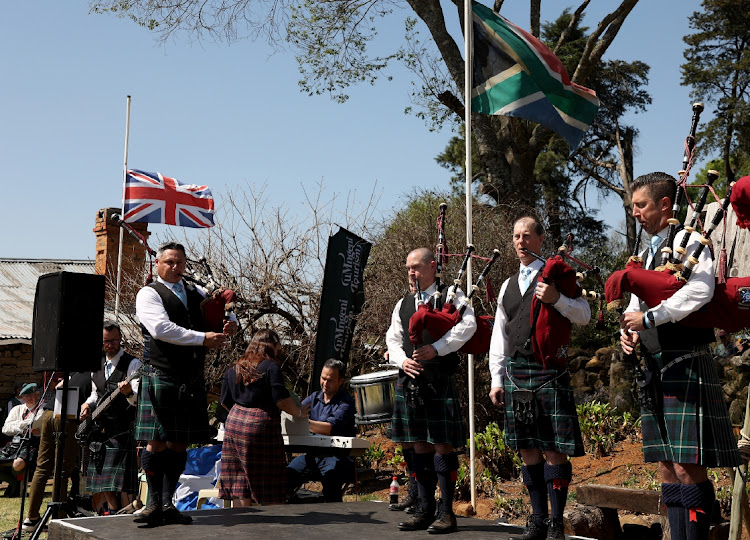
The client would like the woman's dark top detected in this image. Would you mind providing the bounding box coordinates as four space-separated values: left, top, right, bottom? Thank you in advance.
221 359 290 411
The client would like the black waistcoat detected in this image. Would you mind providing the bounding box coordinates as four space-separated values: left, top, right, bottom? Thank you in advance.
638 235 714 354
398 285 460 376
502 271 538 359
92 352 137 431
141 281 206 375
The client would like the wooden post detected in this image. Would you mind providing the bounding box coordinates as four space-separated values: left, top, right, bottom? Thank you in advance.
729 388 750 540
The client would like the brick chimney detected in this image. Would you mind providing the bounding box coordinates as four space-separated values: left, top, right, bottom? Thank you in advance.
94 208 151 307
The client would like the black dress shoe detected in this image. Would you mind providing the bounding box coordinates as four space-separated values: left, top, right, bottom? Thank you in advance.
398 506 435 531
545 517 564 540
162 503 193 525
427 511 457 534
133 503 163 527
510 515 548 540
389 494 416 511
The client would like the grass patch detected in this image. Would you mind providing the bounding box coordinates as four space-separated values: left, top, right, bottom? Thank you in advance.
0 483 53 537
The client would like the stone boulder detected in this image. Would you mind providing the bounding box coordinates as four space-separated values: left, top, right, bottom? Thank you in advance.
564 504 622 540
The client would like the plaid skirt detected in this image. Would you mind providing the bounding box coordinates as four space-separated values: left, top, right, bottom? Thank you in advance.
87 431 138 493
641 348 740 466
134 369 210 444
218 405 287 505
503 356 584 457
389 373 465 448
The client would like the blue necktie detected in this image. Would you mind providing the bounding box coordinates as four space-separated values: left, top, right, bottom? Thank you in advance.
173 281 188 307
520 267 533 295
105 360 112 379
650 235 662 257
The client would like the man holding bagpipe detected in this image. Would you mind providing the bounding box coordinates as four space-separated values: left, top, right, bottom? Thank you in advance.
619 172 740 540
488 216 590 540
386 247 477 534
134 241 238 526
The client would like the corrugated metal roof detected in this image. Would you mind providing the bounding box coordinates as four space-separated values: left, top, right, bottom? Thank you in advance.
0 258 96 340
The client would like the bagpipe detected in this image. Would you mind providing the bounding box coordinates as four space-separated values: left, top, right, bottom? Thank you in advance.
604 101 750 333
405 203 500 355
408 247 501 355
519 246 583 369
112 213 237 333
605 174 750 332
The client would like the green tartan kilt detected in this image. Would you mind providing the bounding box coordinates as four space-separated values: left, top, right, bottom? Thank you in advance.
389 373 465 449
134 369 211 444
87 431 138 493
640 348 740 466
503 356 584 457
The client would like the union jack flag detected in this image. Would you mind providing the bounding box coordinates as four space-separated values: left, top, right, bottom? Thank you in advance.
123 170 215 228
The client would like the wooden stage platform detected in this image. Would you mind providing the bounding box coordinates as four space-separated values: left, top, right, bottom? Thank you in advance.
46 501 595 540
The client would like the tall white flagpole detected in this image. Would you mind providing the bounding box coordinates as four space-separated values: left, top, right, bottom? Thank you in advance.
464 0 477 510
114 95 132 321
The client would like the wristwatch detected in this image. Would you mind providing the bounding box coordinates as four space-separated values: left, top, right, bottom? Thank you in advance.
645 310 655 329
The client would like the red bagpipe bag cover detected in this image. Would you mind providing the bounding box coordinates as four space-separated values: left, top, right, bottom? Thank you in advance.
200 288 237 333
531 256 582 370
408 301 494 356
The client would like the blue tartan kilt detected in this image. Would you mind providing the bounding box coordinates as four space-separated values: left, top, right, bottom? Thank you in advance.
389 373 465 449
133 369 210 444
640 348 740 466
503 356 584 457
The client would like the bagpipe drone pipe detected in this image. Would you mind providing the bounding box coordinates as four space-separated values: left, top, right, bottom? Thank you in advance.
605 173 750 333
111 212 237 333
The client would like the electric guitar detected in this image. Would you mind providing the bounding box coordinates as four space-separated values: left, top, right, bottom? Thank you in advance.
74 365 150 446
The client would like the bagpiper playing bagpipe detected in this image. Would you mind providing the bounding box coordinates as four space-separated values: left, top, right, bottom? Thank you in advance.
610 103 742 540
385 202 480 534
487 215 591 540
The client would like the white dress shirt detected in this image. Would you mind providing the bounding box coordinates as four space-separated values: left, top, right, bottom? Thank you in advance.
135 277 208 346
488 259 591 388
386 282 477 369
2 402 46 437
85 349 142 408
624 226 715 326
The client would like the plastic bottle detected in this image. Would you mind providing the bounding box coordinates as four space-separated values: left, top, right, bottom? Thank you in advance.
389 476 399 505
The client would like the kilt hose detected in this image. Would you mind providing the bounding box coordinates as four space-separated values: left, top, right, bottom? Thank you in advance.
641 348 740 466
389 373 466 449
87 431 138 494
503 355 584 457
134 368 210 444
218 405 287 505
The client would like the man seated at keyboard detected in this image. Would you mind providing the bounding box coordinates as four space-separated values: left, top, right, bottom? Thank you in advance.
286 359 356 502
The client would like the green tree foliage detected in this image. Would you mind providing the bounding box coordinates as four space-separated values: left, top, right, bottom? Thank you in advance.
682 0 750 184
90 0 640 212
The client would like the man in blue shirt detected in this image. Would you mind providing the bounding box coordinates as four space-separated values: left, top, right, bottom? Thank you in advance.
287 359 356 502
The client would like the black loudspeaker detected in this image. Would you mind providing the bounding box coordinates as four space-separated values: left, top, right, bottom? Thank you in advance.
32 272 105 373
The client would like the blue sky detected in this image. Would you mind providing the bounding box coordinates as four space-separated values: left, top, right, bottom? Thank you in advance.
1 1 706 259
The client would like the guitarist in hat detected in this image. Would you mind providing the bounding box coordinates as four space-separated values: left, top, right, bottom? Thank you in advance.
79 321 142 514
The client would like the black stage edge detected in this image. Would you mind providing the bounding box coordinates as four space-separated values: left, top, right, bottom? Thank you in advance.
47 501 595 540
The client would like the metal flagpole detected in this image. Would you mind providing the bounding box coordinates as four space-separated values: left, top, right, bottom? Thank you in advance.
114 95 132 321
464 0 476 510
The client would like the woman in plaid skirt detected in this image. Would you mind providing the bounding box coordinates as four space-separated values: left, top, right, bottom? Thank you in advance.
621 173 740 540
218 329 310 506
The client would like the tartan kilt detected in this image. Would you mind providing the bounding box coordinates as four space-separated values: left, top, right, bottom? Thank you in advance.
87 431 138 493
503 356 584 457
389 373 465 449
640 348 740 466
134 369 210 444
218 405 287 505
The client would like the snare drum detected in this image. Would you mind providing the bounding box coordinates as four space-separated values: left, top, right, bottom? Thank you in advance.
349 370 399 425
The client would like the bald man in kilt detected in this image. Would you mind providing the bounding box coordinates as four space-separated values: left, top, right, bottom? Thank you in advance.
488 216 590 540
620 173 740 540
386 247 476 534
134 242 237 526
